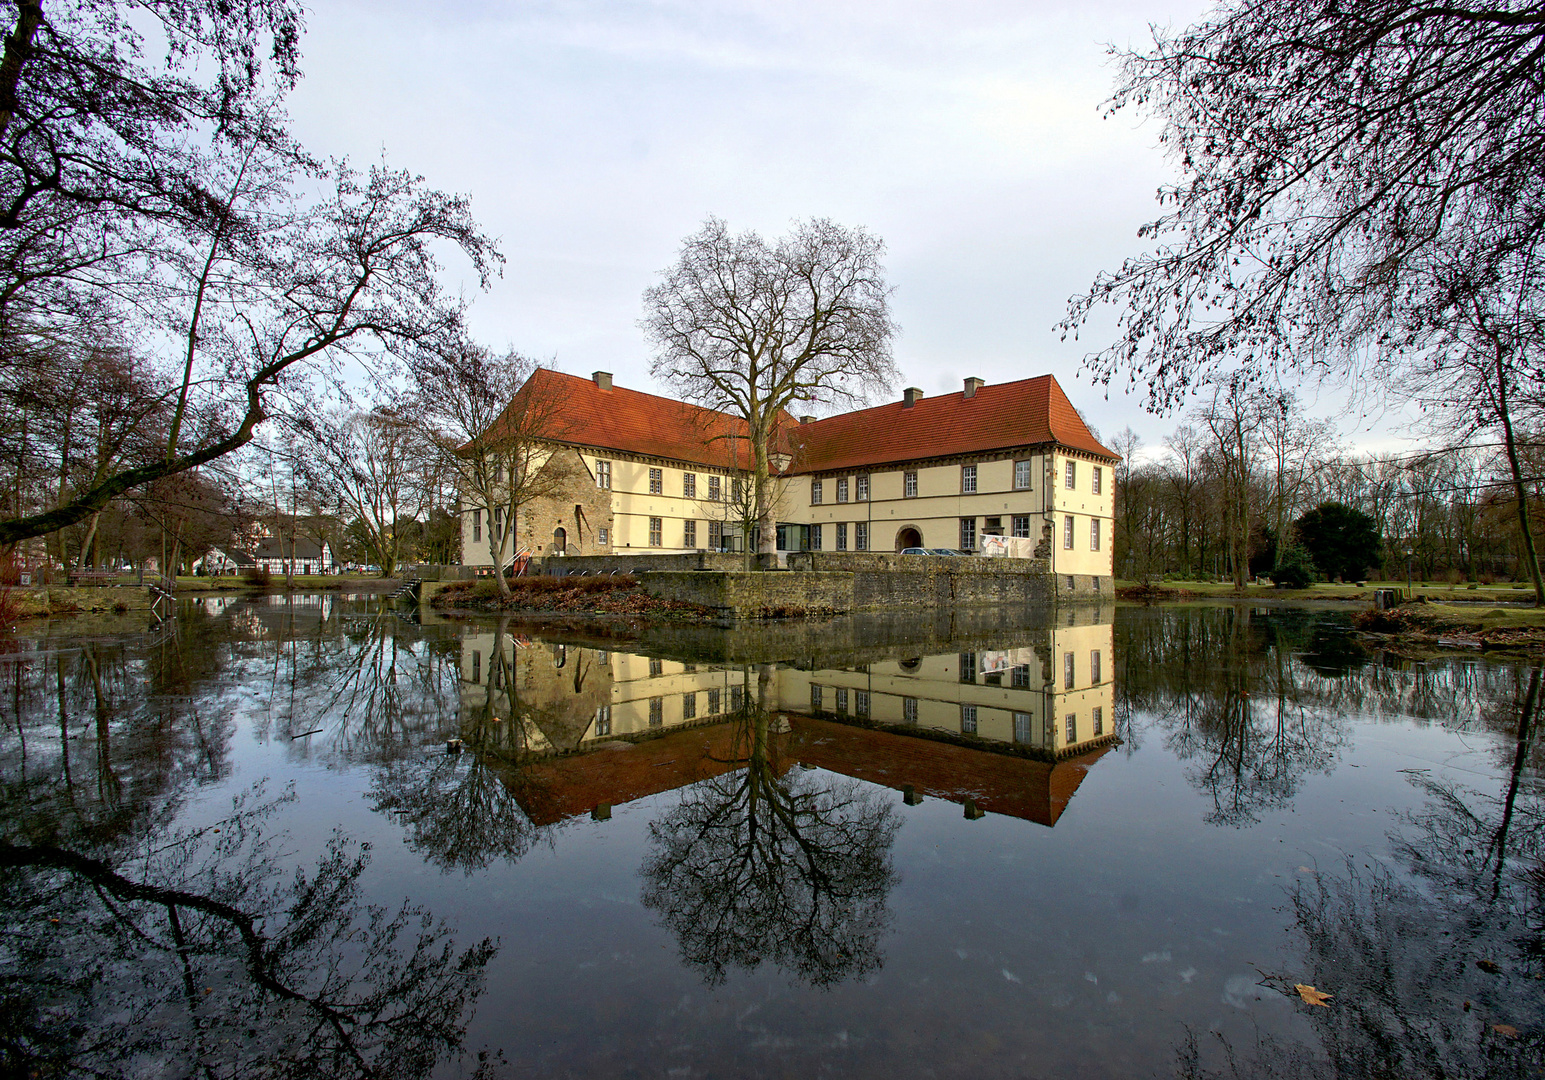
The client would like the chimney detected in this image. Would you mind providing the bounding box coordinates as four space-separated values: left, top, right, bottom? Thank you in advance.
799 415 816 424
963 376 986 398
902 387 924 408
592 371 612 390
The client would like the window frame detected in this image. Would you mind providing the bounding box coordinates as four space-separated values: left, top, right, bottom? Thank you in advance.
1063 515 1074 550
648 516 662 546
903 470 918 498
1090 649 1102 683
835 522 848 551
961 704 978 734
1064 651 1075 689
810 479 823 505
836 477 849 503
707 475 722 501
1092 466 1102 495
810 523 823 550
1065 459 1076 489
856 474 869 501
683 472 696 499
960 516 977 552
855 521 869 551
648 467 663 494
1012 514 1031 539
1090 517 1101 551
961 463 978 493
1014 459 1032 490
683 519 697 548
596 460 611 490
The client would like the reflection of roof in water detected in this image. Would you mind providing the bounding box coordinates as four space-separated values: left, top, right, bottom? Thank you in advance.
512 715 1109 828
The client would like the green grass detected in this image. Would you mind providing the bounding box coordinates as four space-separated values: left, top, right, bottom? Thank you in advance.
1118 578 1539 603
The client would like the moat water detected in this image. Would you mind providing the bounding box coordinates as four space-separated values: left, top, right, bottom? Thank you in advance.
2 597 1540 1078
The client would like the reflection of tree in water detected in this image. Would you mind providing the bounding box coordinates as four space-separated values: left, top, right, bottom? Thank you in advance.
1123 607 1346 825
0 788 498 1079
1175 671 1544 1080
640 666 900 988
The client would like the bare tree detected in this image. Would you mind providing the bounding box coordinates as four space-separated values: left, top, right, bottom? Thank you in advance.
0 5 501 552
411 346 570 595
643 217 898 563
1062 0 1545 413
305 408 427 578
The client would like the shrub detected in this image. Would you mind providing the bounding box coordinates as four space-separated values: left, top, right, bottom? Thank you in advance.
471 579 502 601
1272 546 1315 589
243 565 271 588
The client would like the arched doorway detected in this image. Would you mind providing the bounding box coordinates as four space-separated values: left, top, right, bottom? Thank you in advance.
553 526 567 555
896 526 922 551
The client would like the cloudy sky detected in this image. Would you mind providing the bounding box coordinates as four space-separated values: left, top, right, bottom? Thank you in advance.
283 0 1285 455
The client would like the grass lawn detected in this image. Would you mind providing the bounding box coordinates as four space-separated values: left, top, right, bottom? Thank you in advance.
1118 578 1540 604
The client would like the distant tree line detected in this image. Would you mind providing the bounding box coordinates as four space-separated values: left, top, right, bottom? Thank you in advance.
1112 385 1545 586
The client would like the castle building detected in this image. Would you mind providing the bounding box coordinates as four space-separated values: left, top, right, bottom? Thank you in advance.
458 368 1117 585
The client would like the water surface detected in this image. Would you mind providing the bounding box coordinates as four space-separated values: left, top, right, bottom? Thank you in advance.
2 597 1539 1078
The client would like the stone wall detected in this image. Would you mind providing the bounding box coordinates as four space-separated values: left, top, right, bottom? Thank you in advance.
538 552 748 576
515 447 614 559
784 552 1111 602
640 570 855 618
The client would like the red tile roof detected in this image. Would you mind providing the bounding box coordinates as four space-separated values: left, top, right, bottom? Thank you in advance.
790 375 1117 474
492 370 1114 473
492 368 760 469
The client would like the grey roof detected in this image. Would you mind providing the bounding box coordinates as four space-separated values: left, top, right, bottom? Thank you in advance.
253 538 327 561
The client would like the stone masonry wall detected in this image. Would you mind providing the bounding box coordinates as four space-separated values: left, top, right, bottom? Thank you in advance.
538 552 748 576
640 571 855 617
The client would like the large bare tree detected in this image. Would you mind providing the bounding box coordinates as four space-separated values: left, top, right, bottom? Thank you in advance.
0 3 500 553
411 346 570 596
642 217 898 562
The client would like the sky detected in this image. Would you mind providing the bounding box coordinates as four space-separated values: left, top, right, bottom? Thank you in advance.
281 0 1385 461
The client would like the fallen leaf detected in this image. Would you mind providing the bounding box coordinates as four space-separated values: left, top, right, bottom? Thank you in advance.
1477 959 1501 974
1295 984 1333 1007
1492 1024 1518 1038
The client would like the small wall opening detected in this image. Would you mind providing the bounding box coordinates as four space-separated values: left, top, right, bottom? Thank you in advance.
896 526 923 551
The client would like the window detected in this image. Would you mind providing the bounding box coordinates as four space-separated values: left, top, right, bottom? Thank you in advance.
856 474 869 501
471 650 480 684
707 687 721 715
1012 515 1031 539
836 523 848 550
811 685 823 711
596 460 611 489
1014 459 1032 489
904 471 918 498
649 697 663 727
732 477 744 504
835 688 848 714
960 652 976 683
1065 713 1077 742
1090 650 1102 683
599 527 609 546
1064 652 1075 689
961 517 977 552
709 520 723 548
1063 516 1074 549
649 658 663 677
649 517 662 546
708 475 722 501
1092 466 1103 495
493 507 503 539
1012 664 1031 688
682 692 696 720
961 464 977 493
648 467 663 494
1014 712 1032 743
810 523 823 550
811 480 823 504
472 509 481 543
1093 706 1104 736
855 522 869 551
730 684 743 710
683 472 696 498
683 519 697 547
961 704 978 734
856 690 870 717
837 478 849 503
1090 518 1101 551
595 705 611 737
1065 460 1076 489
903 697 918 724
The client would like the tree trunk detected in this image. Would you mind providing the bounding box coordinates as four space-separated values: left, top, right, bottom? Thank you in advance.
1494 342 1545 604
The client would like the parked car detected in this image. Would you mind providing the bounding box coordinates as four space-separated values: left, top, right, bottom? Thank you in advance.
900 547 930 556
928 548 969 557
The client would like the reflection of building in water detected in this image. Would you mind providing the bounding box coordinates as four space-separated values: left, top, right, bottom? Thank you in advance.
789 615 1115 757
458 612 1114 826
